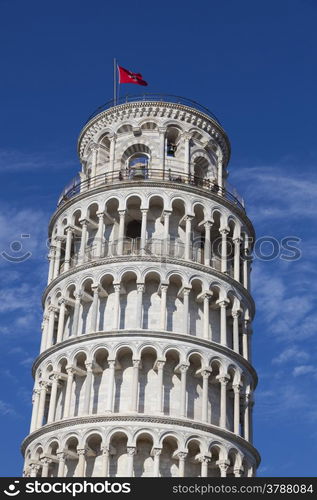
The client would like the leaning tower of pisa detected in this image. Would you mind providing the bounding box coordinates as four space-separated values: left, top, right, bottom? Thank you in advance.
22 94 260 478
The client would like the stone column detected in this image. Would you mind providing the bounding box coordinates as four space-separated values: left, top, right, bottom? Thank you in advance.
184 215 193 260
249 395 254 444
218 300 229 347
83 362 93 415
126 447 136 477
53 237 63 279
64 227 73 271
220 228 229 273
30 388 40 432
232 309 241 354
36 381 48 428
163 210 171 255
101 447 110 477
117 210 126 255
179 364 189 417
217 459 229 477
41 457 52 478
90 143 99 185
30 464 40 477
232 383 241 435
203 293 212 340
158 127 166 175
234 466 244 477
76 448 87 477
242 318 249 361
113 284 121 329
199 456 210 477
40 313 49 353
131 360 140 412
140 209 148 255
57 452 66 477
243 237 251 290
47 374 59 424
160 284 168 330
183 131 191 177
63 367 75 419
243 393 250 441
109 134 116 174
78 219 89 265
201 369 211 422
46 305 57 349
90 285 100 332
72 292 82 337
233 237 241 282
248 324 253 364
105 360 116 413
96 211 105 258
56 299 66 344
156 361 165 414
47 246 55 283
217 375 229 429
136 284 144 328
152 448 162 477
204 221 212 266
178 452 187 477
217 159 223 195
182 288 191 334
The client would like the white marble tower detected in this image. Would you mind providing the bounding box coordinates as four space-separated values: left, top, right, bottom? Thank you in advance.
22 95 260 477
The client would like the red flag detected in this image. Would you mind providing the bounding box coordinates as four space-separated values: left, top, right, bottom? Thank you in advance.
118 65 148 86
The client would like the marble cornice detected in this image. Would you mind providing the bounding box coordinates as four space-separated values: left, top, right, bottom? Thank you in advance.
31 330 258 386
21 413 260 465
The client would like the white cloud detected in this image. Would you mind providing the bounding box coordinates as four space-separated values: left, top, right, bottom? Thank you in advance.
293 365 317 377
0 149 76 173
0 400 20 418
272 346 310 365
230 166 317 220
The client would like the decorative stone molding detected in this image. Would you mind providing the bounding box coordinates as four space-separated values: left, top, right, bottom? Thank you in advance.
21 414 260 465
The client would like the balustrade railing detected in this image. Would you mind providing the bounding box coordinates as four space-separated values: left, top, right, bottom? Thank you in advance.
85 93 222 125
57 168 245 211
59 237 235 277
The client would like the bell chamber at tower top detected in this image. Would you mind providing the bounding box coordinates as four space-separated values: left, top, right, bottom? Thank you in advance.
57 95 244 211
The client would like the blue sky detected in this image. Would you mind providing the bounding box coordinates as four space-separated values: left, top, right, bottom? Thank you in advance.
0 0 316 477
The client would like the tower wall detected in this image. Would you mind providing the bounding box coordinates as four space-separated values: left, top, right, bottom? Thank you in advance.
22 98 259 478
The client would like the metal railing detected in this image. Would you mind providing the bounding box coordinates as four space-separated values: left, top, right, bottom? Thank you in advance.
86 94 222 125
57 168 245 211
62 237 234 277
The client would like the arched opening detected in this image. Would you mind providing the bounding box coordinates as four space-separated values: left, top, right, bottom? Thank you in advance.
159 436 179 477
163 349 181 416
208 444 221 477
186 354 203 419
114 347 134 413
166 126 182 157
98 274 114 331
142 272 161 330
85 434 103 477
64 437 79 477
121 144 151 180
109 432 128 477
134 433 154 477
139 347 157 414
185 440 201 477
72 352 87 417
92 348 109 414
126 220 141 238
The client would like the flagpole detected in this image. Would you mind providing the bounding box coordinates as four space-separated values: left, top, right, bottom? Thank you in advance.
113 58 117 105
